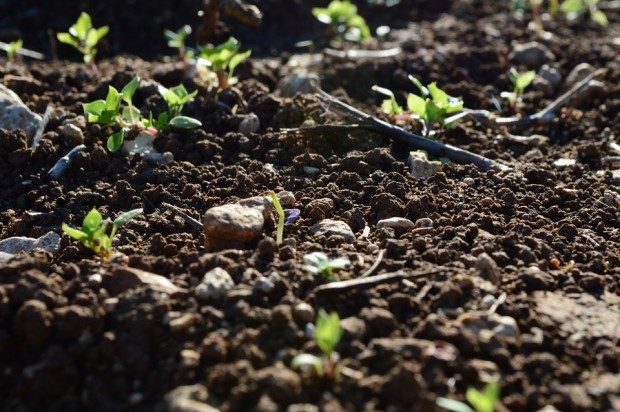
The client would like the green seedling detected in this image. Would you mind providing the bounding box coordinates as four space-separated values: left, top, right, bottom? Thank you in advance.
302 251 350 281
374 76 464 137
436 382 500 412
269 192 285 245
313 0 371 43
57 12 109 65
1 39 22 61
62 208 142 260
561 0 608 27
501 68 536 111
291 310 343 379
83 76 201 152
196 37 251 90
164 25 192 59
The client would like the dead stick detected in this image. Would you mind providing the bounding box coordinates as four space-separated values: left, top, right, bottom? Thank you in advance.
359 249 385 278
317 90 504 170
310 268 447 296
162 202 203 231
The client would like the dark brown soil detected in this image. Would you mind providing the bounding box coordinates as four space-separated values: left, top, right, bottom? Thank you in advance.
1 1 619 411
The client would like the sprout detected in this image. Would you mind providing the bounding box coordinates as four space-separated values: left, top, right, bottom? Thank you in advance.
62 208 142 260
561 0 608 27
312 0 371 43
269 191 285 245
164 25 192 59
303 251 350 281
436 382 500 412
501 68 536 111
1 39 23 61
196 37 251 90
57 12 109 66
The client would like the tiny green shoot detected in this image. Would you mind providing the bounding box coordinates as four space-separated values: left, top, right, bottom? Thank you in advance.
57 12 109 66
374 76 464 137
436 382 500 412
302 251 350 282
83 76 201 152
561 0 608 26
196 37 251 90
269 191 285 246
164 25 192 59
62 208 142 260
501 68 536 111
291 310 343 379
312 0 371 43
1 39 23 61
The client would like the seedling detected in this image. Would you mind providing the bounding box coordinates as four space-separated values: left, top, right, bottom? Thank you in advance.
560 0 608 27
83 76 201 152
62 208 142 260
57 12 109 66
291 310 343 379
269 191 285 245
501 68 536 111
196 37 251 90
436 382 500 412
164 25 192 59
374 76 464 137
1 39 22 61
302 251 350 281
312 0 371 43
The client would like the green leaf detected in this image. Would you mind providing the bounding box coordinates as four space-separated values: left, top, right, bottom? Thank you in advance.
105 86 121 112
314 310 342 356
312 7 333 24
169 116 202 129
122 105 142 124
107 130 125 152
515 70 536 91
466 382 500 412
155 112 169 131
561 0 585 13
121 76 140 103
62 224 87 241
98 234 112 252
73 12 92 39
407 94 427 118
57 32 79 48
409 75 430 97
348 14 371 40
83 99 106 116
113 208 143 227
436 398 475 412
591 10 608 26
95 26 109 42
228 49 251 77
82 208 102 233
428 82 449 107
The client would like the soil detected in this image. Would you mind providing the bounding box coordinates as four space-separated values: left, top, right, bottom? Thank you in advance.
1 0 620 411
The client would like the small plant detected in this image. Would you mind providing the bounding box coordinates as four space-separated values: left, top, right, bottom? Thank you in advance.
501 68 536 111
57 12 109 66
374 76 464 137
1 39 23 61
312 0 371 43
291 310 343 379
164 25 192 59
62 208 142 260
196 37 251 90
83 76 201 152
436 382 500 412
269 191 285 245
560 0 608 27
302 251 350 281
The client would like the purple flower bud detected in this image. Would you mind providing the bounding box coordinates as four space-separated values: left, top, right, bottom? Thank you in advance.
284 208 301 225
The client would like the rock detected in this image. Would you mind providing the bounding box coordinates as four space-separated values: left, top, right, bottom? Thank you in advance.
164 384 217 412
277 72 320 97
360 307 397 336
533 77 554 97
475 253 499 284
14 299 52 350
309 219 355 243
377 217 416 232
340 316 366 339
253 365 302 404
553 158 576 167
538 65 562 90
104 266 187 297
202 204 265 249
144 151 174 166
415 218 433 228
467 359 500 383
509 42 555 68
254 276 275 294
238 113 260 136
0 83 42 138
407 150 442 178
456 312 520 341
292 302 315 324
57 123 84 144
0 231 61 256
195 268 234 301
564 63 595 88
123 132 156 155
0 251 14 264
